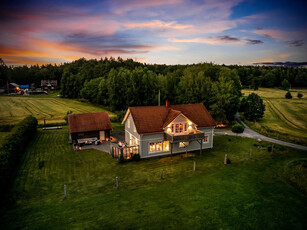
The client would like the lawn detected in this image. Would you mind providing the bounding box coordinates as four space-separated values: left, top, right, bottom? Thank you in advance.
1 127 306 229
242 88 307 145
0 94 116 125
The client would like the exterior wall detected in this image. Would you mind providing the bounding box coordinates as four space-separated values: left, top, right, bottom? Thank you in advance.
124 113 140 145
139 127 214 158
71 130 110 143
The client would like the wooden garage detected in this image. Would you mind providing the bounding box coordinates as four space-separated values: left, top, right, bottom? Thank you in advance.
68 112 112 144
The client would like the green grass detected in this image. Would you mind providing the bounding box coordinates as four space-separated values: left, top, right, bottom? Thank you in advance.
1 127 306 229
242 88 307 145
0 95 115 125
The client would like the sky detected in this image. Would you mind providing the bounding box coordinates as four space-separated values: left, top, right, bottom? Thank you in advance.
0 0 307 66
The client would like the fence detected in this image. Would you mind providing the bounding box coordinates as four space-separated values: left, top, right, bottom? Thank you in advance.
110 144 139 161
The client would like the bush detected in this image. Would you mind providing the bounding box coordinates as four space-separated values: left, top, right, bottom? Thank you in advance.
0 116 37 198
64 111 72 123
285 91 292 99
231 124 245 134
297 92 303 99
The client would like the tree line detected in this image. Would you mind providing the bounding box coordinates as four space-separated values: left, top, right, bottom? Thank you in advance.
1 57 307 123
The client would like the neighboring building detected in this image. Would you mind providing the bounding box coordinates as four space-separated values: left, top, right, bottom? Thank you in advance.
41 80 57 91
68 112 112 144
6 83 20 93
121 102 216 158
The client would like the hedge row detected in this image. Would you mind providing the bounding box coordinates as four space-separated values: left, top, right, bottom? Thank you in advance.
0 116 37 196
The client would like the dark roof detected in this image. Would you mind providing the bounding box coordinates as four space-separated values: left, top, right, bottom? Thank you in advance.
125 103 216 134
68 112 112 133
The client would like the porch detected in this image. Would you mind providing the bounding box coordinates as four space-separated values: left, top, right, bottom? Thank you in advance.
164 130 205 143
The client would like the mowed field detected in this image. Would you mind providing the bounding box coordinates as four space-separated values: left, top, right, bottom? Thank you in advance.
0 95 115 125
1 127 306 229
242 88 307 145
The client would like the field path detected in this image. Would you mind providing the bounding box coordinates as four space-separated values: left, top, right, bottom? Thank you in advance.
215 113 307 151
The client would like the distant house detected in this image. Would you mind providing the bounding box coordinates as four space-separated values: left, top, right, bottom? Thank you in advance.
68 112 112 144
121 102 216 159
7 83 20 93
41 80 57 91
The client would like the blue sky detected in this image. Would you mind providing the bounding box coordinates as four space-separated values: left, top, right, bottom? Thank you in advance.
0 0 306 65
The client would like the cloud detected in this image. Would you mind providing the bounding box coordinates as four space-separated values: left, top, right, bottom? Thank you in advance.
289 40 304 47
169 36 263 45
245 39 264 45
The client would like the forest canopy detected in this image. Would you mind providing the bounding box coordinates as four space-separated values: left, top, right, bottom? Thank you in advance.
1 57 306 123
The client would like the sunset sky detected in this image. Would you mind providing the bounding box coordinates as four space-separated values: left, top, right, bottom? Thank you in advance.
1 0 307 66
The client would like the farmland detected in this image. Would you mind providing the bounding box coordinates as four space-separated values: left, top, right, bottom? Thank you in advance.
0 94 115 125
242 88 307 145
1 127 306 229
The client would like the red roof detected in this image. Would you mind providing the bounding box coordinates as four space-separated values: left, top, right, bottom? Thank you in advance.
125 103 216 134
68 112 112 133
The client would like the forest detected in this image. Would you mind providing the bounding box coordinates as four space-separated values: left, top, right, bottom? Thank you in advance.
1 57 306 123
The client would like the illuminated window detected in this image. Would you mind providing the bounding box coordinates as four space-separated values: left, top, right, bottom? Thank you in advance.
163 141 169 151
171 124 174 133
184 123 187 131
156 142 162 152
149 143 155 152
179 142 185 147
128 119 130 128
204 136 208 142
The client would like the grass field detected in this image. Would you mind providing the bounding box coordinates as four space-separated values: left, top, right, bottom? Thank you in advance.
0 94 116 125
1 127 306 229
242 88 307 145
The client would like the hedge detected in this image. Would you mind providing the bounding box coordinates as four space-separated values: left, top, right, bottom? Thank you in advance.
0 116 37 197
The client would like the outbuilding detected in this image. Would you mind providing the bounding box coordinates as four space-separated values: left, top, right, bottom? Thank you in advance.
68 112 112 144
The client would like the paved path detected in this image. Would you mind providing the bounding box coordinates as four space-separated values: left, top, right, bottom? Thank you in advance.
214 113 307 151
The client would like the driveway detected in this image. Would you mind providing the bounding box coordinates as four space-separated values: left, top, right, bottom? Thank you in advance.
214 113 307 151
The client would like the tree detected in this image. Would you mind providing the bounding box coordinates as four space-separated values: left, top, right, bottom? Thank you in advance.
231 124 244 134
297 92 303 99
281 79 290 90
285 91 292 99
243 93 265 121
239 97 248 112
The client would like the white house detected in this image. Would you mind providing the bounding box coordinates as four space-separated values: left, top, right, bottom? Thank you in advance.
121 102 216 158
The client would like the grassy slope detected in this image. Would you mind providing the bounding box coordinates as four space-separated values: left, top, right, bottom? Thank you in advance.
242 88 307 145
0 93 115 125
1 127 306 229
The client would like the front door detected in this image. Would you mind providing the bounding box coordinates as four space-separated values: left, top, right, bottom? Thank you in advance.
99 131 105 141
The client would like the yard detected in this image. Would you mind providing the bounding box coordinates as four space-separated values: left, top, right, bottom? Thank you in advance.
0 94 116 125
1 127 306 229
242 88 307 145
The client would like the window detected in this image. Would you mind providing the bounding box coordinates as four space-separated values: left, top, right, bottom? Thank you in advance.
127 119 130 128
171 124 174 133
149 143 155 152
204 136 209 142
179 142 189 148
184 123 187 131
156 142 162 152
149 141 170 153
163 141 169 151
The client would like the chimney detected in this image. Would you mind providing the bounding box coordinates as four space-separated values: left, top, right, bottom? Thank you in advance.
165 100 170 108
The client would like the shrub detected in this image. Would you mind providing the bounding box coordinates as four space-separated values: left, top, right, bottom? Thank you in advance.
297 92 303 99
64 111 72 123
0 116 37 198
285 91 292 99
231 124 245 134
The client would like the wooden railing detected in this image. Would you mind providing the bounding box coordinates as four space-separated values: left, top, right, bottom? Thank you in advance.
164 131 204 143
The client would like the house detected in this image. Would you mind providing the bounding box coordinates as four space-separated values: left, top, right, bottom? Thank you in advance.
121 102 216 158
41 80 57 91
68 112 112 144
6 83 20 93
